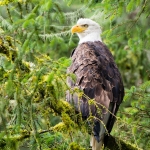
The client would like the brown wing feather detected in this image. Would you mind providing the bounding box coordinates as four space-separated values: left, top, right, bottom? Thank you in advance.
67 41 124 135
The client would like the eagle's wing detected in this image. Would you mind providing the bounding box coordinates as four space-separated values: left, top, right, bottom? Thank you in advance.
66 41 124 147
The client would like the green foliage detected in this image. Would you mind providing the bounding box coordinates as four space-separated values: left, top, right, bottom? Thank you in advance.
114 81 150 149
0 0 150 149
37 132 68 150
0 31 88 149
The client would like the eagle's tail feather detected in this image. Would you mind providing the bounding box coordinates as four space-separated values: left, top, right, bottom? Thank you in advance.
90 135 104 150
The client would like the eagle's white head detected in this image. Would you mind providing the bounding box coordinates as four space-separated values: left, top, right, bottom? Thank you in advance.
71 18 102 44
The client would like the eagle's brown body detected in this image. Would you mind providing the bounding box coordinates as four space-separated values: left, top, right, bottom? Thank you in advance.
67 41 124 148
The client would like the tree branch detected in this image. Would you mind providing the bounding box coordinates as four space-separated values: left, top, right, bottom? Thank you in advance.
0 99 141 150
105 135 141 150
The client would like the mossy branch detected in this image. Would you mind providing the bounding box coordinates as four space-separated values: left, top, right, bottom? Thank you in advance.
0 99 140 150
105 135 141 150
45 100 141 150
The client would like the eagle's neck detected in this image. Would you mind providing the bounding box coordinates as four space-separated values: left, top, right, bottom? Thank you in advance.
77 32 102 44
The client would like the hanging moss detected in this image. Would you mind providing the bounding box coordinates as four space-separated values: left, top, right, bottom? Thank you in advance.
69 142 85 150
0 36 18 62
52 122 66 132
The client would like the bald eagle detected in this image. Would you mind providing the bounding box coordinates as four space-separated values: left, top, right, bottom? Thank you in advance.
66 18 124 150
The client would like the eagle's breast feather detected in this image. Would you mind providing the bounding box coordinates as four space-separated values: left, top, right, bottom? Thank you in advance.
67 41 124 132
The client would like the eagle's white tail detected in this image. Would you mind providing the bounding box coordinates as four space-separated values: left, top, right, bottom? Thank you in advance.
90 135 104 150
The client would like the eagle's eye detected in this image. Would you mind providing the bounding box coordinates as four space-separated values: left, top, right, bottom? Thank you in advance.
82 24 89 28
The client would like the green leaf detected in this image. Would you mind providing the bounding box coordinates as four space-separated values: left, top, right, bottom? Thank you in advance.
128 38 133 48
136 0 141 6
146 29 150 38
22 19 35 28
118 2 123 16
36 15 45 25
140 81 150 90
110 14 115 20
47 71 55 83
13 19 25 26
130 86 136 93
102 29 112 38
42 0 53 11
140 104 145 109
31 5 39 13
126 0 134 12
123 93 131 102
124 107 138 114
5 79 15 97
26 13 36 20
22 39 29 52
132 127 137 134
63 58 71 67
67 0 73 6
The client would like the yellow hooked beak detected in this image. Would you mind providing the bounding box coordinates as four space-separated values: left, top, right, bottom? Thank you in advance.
71 25 87 34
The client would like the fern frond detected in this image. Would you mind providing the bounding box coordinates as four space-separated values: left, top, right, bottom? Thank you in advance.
0 16 12 30
64 5 87 20
64 0 93 23
90 10 103 21
140 81 150 90
39 30 71 40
